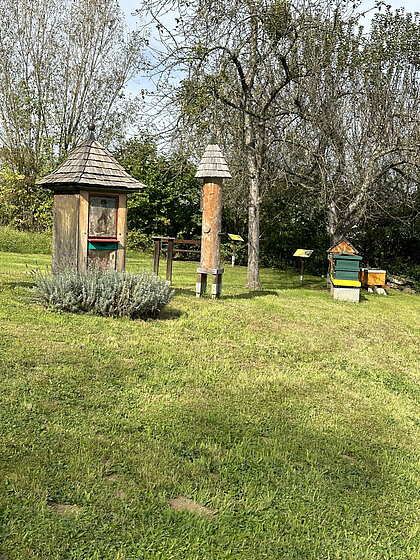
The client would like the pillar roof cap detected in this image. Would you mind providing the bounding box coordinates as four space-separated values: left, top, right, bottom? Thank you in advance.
195 141 232 179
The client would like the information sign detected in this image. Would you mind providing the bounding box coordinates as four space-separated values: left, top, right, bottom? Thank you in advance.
228 234 244 266
293 249 313 258
228 233 244 242
293 249 313 282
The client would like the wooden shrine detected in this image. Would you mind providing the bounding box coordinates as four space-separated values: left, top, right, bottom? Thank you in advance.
195 138 231 298
37 124 145 272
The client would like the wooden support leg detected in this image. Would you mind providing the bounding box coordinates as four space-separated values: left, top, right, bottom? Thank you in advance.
166 239 174 283
196 272 207 297
211 272 223 299
153 238 160 276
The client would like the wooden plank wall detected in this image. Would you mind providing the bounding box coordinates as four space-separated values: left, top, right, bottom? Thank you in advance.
52 194 79 272
117 193 127 272
78 190 89 271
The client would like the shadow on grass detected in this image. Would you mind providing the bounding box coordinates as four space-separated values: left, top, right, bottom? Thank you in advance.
155 307 184 321
174 284 328 299
4 281 33 289
223 289 279 300
173 287 280 300
173 288 196 297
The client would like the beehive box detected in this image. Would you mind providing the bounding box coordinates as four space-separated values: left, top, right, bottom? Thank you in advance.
359 268 386 287
330 254 362 302
332 254 362 282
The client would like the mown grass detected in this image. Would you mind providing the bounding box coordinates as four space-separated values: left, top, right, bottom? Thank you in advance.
0 251 419 560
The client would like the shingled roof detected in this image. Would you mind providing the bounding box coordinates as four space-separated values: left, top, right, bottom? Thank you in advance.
37 126 146 192
195 139 232 179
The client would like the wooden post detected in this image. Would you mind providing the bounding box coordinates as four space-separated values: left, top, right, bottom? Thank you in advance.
152 237 161 276
211 272 223 299
232 242 236 267
116 193 127 272
166 238 175 283
300 259 304 283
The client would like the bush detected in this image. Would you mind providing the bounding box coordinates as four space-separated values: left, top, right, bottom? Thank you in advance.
126 230 152 252
31 269 174 319
0 167 53 231
0 226 52 254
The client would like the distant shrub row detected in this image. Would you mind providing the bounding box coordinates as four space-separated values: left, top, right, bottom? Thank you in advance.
0 226 51 254
31 269 174 319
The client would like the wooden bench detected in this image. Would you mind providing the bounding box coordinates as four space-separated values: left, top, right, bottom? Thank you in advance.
152 236 201 282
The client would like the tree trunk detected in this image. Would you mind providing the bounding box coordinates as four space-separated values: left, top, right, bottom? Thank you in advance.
326 201 351 246
245 114 261 289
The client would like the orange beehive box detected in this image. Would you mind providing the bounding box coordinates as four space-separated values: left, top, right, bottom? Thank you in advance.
359 268 386 287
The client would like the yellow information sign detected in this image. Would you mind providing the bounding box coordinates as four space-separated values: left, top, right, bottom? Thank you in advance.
293 249 313 258
228 233 244 242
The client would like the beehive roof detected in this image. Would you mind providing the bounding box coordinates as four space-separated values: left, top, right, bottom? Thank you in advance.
37 129 146 192
195 140 232 179
327 238 359 254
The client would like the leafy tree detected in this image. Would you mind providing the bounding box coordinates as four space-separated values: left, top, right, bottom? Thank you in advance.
137 0 377 287
115 137 201 240
0 167 52 231
279 6 420 245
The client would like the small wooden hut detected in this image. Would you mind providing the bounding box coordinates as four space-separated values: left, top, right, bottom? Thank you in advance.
37 124 145 272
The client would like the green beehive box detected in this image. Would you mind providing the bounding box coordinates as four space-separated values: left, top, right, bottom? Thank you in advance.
332 254 362 282
333 254 362 270
333 269 360 281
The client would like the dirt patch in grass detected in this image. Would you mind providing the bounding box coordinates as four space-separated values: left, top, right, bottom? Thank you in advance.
169 496 214 518
105 473 120 482
340 453 359 464
47 502 81 515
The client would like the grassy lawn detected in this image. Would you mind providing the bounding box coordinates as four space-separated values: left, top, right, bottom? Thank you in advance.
0 250 419 559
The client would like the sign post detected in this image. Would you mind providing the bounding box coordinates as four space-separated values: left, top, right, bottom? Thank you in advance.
293 249 314 283
228 233 244 266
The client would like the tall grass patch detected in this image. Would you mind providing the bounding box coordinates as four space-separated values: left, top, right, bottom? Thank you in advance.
31 268 174 318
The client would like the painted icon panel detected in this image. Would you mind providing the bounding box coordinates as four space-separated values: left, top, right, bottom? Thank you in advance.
89 196 117 238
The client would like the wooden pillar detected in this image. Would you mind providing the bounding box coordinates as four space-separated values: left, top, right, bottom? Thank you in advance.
200 178 223 271
78 190 89 272
116 193 127 272
195 138 231 298
197 177 224 298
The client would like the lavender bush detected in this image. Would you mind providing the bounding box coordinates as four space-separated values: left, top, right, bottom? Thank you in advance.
31 269 174 319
